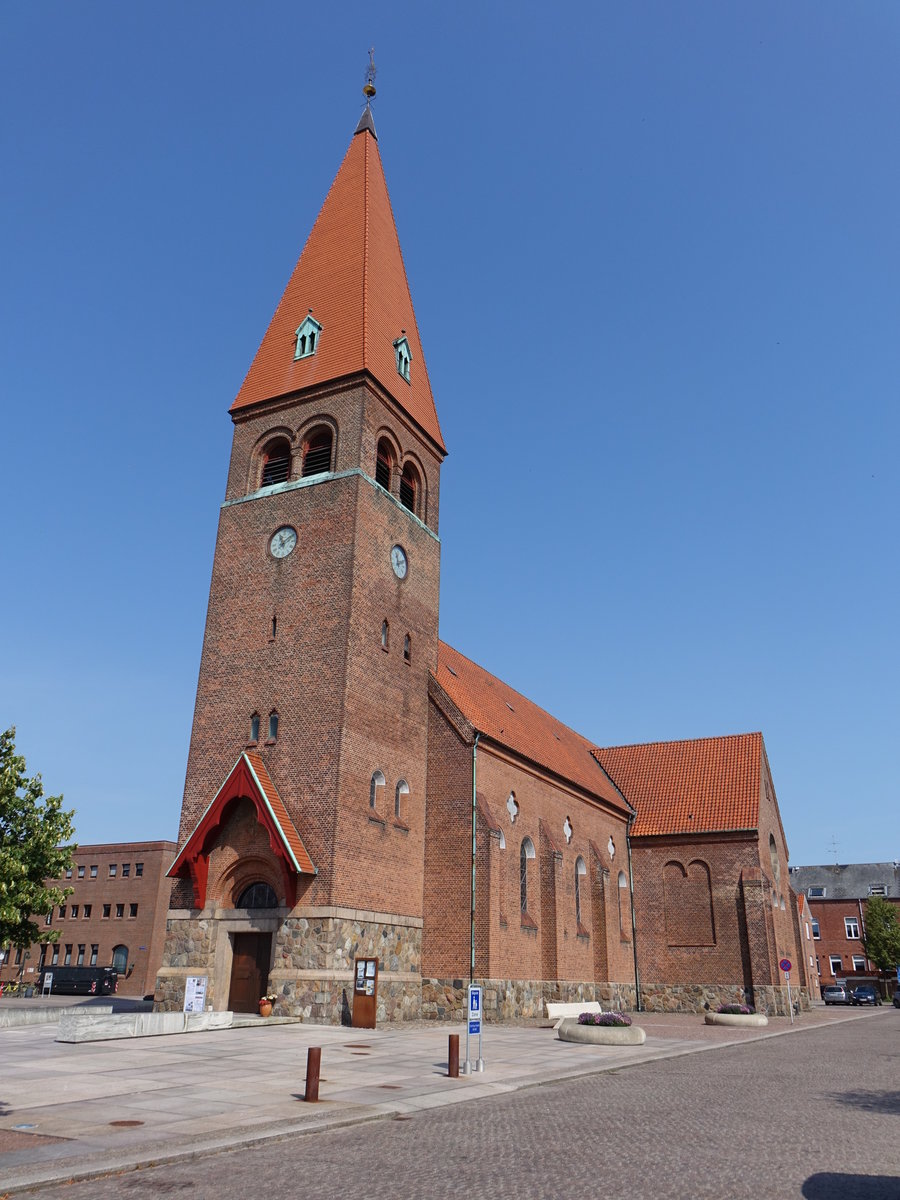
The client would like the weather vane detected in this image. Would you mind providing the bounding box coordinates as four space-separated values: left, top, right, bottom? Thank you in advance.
363 48 376 103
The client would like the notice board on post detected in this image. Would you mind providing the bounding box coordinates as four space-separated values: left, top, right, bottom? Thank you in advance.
352 957 378 1028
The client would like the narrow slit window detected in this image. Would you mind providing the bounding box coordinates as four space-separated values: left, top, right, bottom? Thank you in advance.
381 620 390 650
403 634 411 663
370 770 385 813
250 713 260 743
268 711 279 741
395 779 409 821
520 837 535 913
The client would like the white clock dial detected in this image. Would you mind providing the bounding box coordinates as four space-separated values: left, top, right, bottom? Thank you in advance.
391 545 408 579
270 526 297 559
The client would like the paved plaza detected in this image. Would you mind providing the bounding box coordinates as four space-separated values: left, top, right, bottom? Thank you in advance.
0 1002 888 1193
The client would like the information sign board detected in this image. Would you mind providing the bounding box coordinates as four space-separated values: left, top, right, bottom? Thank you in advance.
468 984 482 1034
183 975 208 1013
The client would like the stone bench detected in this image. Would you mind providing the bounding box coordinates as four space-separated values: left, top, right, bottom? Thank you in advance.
546 1001 602 1029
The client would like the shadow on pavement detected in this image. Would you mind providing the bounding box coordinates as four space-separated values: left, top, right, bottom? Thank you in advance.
803 1174 900 1199
828 1088 900 1115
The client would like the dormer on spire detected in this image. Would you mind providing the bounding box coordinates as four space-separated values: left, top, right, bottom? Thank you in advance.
294 310 322 360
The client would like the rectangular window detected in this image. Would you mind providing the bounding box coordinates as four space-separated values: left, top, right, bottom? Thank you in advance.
59 905 66 919
135 863 143 877
808 886 826 898
77 865 85 879
83 904 92 918
122 863 130 878
811 918 820 939
868 885 886 896
14 948 22 965
102 904 111 919
829 955 842 975
90 945 98 966
51 945 59 965
64 944 72 966
845 917 860 939
90 865 98 878
129 903 138 918
108 864 117 878
70 904 79 919
65 867 73 879
852 955 866 972
76 944 85 966
115 904 124 919
809 955 815 968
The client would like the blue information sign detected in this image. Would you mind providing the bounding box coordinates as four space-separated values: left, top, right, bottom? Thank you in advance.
468 985 482 1035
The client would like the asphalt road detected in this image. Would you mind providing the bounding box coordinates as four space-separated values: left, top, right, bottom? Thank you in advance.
16 1010 899 1200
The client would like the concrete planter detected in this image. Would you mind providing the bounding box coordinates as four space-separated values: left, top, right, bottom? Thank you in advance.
557 1017 646 1046
704 1012 768 1028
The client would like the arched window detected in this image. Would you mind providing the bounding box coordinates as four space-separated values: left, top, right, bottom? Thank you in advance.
768 834 781 887
370 770 385 813
302 427 333 477
399 462 420 515
111 944 128 973
267 710 279 741
249 713 260 743
575 856 587 926
236 881 278 909
375 438 395 491
520 837 535 914
381 620 390 650
261 438 291 487
618 870 630 939
395 779 409 822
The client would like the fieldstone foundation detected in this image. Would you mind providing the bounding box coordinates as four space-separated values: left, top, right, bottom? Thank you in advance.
154 906 423 1022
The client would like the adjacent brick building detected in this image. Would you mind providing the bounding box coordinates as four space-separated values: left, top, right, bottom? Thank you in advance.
788 862 900 997
1 841 176 998
155 97 807 1022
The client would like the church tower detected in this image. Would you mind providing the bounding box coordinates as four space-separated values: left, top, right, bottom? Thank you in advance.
156 90 446 1022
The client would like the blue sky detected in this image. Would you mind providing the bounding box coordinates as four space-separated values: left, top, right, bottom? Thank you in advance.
2 2 897 867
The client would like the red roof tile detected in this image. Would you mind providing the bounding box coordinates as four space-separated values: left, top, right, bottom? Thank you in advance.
434 643 629 815
231 126 445 453
244 751 316 875
592 733 762 838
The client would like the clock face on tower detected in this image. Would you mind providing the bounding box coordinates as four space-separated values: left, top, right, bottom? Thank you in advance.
269 526 297 559
391 544 408 579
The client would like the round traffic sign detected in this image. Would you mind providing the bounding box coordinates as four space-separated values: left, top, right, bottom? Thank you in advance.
779 958 792 972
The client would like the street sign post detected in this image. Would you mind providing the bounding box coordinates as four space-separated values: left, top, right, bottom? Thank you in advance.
463 984 484 1074
779 958 794 1024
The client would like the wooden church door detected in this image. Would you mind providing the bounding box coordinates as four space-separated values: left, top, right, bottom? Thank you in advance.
228 932 272 1013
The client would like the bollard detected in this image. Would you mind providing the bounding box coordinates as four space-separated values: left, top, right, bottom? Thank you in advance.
448 1033 459 1078
304 1045 321 1102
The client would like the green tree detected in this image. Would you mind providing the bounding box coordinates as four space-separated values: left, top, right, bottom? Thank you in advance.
860 895 900 983
0 728 76 954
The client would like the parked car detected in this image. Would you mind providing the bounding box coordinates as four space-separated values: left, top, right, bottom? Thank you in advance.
893 991 900 1009
851 984 882 1006
822 983 853 1005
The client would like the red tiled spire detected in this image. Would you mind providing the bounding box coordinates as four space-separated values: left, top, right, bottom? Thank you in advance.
231 117 445 453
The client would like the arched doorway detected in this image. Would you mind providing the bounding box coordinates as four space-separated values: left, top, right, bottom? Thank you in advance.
226 880 276 1013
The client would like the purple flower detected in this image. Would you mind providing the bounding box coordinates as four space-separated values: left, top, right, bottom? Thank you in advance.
577 1010 632 1027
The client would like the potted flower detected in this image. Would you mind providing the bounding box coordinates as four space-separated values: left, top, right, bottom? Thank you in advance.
557 1010 646 1046
258 992 278 1018
704 1002 768 1027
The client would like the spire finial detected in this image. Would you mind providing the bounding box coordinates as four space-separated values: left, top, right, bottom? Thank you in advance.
363 48 377 102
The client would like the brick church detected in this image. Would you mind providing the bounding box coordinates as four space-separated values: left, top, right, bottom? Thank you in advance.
155 97 808 1021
